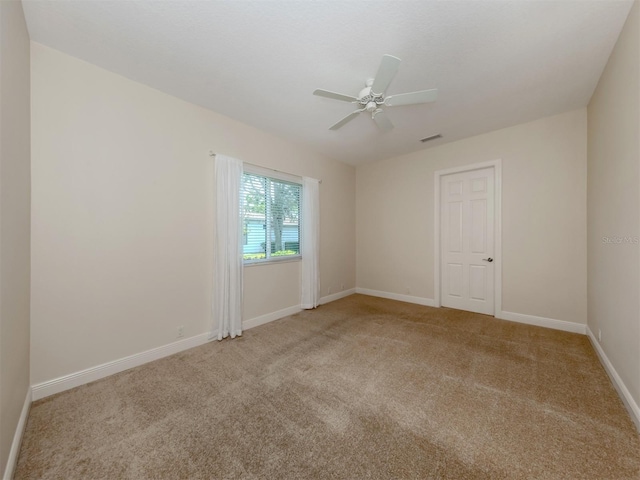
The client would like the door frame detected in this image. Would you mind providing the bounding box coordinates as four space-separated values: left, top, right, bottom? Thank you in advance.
434 159 502 316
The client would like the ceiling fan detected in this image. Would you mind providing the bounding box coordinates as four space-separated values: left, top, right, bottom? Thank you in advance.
313 54 438 132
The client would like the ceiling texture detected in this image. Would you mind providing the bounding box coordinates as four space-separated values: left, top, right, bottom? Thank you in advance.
22 0 634 166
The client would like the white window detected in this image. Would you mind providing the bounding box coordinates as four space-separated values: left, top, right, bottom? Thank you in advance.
241 169 301 264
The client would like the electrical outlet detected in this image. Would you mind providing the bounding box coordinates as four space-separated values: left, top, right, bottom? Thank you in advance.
341 284 345 290
328 286 332 294
177 325 184 338
598 329 602 342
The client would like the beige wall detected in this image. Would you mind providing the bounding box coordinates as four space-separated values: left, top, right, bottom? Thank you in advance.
30 43 355 385
587 1 639 410
357 108 587 324
0 0 31 475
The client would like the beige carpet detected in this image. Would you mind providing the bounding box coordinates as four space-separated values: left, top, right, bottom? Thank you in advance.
15 294 640 479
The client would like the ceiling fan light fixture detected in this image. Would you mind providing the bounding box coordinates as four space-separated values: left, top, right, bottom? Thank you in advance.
365 101 377 112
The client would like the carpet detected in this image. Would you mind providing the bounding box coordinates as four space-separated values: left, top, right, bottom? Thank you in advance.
15 294 640 479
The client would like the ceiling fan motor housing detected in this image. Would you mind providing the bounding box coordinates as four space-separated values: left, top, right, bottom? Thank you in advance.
358 85 385 112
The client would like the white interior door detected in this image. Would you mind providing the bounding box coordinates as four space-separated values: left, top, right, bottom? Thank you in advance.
440 167 495 315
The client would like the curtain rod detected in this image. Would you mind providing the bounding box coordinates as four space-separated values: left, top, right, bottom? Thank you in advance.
209 151 321 183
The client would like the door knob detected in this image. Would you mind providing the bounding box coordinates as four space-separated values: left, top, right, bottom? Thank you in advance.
483 258 494 263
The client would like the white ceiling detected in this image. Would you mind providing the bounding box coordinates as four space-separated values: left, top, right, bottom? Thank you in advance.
22 0 633 166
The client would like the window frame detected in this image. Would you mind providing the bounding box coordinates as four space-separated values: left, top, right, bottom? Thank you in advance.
241 165 303 266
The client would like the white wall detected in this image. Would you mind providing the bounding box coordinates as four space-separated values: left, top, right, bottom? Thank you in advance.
31 43 355 385
0 0 31 475
357 109 587 325
587 1 639 415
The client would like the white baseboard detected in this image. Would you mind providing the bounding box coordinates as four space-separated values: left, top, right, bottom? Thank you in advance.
319 288 356 305
355 288 436 307
354 287 585 335
31 333 211 401
497 311 586 334
3 388 31 480
31 305 304 401
586 327 640 431
243 304 302 330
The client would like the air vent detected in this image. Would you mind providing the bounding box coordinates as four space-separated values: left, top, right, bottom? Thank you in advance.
420 134 442 143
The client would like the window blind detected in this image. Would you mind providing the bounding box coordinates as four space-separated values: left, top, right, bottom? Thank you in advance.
240 172 302 263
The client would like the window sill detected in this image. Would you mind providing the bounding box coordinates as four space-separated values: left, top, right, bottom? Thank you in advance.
243 256 302 267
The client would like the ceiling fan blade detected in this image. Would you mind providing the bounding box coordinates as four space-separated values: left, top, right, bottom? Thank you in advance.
329 110 363 130
373 110 394 131
384 89 438 107
313 89 358 103
370 54 401 95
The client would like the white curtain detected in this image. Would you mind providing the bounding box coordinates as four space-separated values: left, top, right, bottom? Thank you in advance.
301 177 320 309
211 155 244 340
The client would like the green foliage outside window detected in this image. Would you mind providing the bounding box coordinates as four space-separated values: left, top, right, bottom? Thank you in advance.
241 172 301 262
